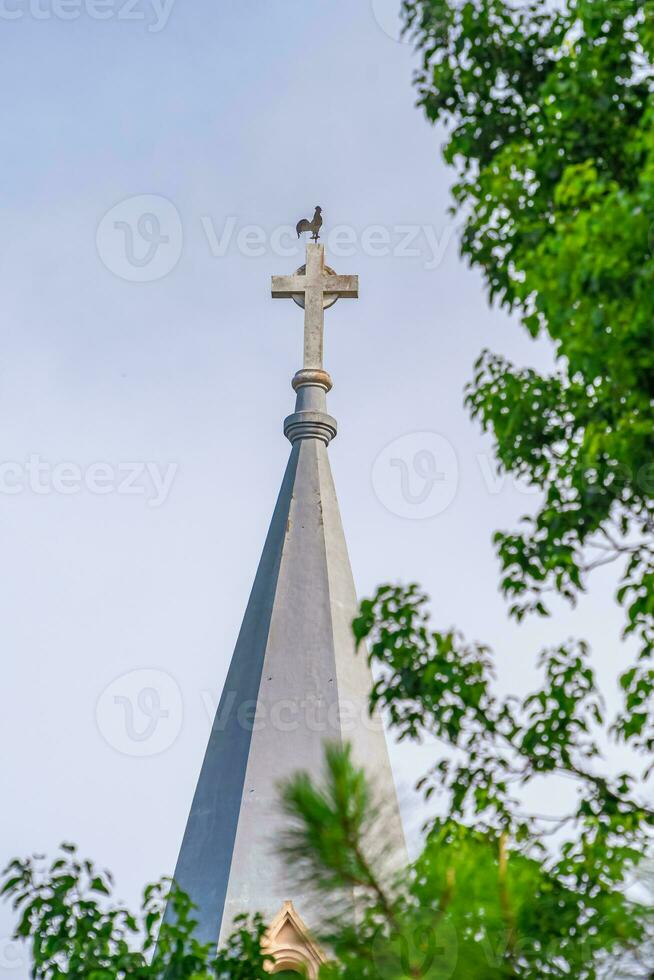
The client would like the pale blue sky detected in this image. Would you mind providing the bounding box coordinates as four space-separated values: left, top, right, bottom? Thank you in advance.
0 1 636 973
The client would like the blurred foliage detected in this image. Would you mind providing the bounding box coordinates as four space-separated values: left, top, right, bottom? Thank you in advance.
279 585 653 978
403 0 654 754
0 843 271 979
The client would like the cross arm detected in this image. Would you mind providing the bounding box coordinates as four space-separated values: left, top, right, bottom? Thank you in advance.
271 273 359 300
323 275 358 299
271 275 306 298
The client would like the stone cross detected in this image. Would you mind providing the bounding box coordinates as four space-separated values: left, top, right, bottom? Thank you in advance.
271 243 358 371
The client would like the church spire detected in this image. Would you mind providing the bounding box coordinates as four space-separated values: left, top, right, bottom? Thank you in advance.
170 240 404 977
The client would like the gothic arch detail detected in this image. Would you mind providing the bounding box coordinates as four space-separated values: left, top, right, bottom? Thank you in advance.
263 901 326 979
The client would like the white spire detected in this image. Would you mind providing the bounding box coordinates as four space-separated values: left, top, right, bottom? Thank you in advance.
170 244 405 969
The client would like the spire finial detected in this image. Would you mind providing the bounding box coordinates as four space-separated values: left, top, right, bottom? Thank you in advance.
271 242 358 445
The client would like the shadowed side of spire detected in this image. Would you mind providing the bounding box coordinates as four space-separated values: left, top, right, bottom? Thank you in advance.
170 445 302 944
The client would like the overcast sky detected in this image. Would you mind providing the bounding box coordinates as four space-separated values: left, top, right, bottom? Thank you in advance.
0 1 639 973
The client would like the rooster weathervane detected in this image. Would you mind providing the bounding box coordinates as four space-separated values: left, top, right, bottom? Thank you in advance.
296 205 323 243
273 207 358 377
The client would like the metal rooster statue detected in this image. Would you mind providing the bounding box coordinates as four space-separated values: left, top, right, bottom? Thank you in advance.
296 205 323 242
